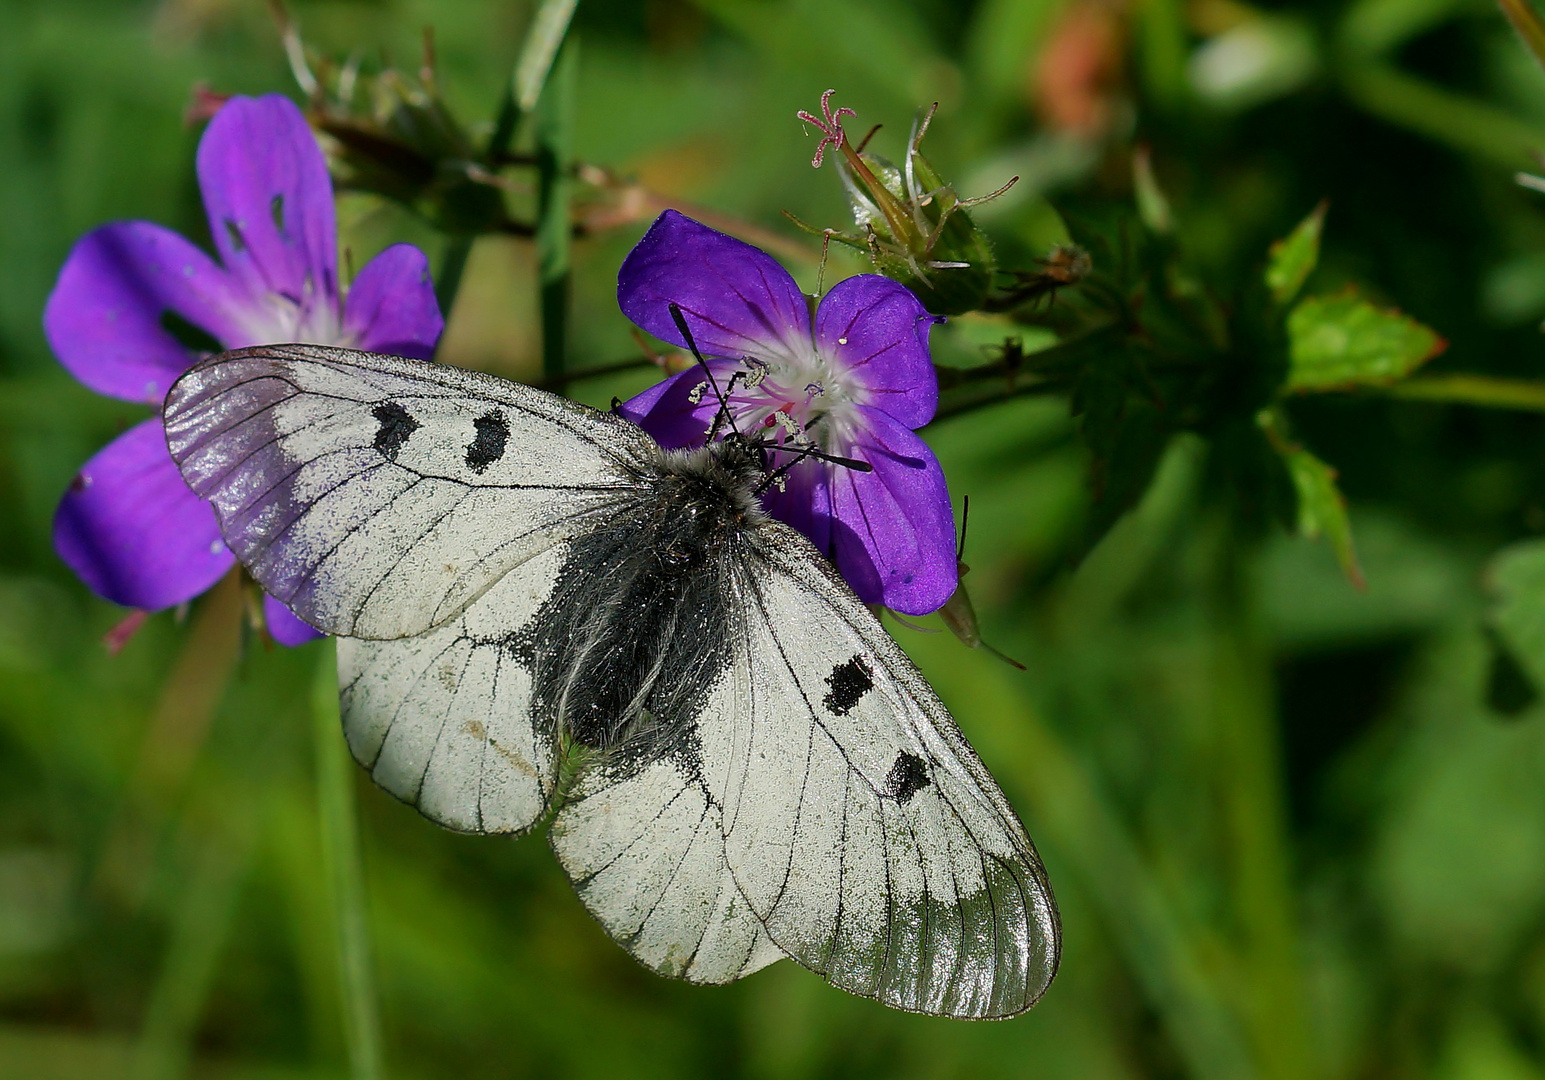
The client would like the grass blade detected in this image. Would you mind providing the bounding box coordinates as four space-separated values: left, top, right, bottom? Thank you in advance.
536 39 578 383
312 649 383 1080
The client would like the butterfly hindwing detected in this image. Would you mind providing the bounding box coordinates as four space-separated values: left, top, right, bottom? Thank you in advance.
337 544 572 834
163 344 657 639
550 755 785 984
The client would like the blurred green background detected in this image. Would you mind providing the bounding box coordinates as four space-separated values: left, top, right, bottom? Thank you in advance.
10 0 1545 1076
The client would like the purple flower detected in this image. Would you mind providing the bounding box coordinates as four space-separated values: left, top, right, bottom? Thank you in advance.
616 210 956 615
45 94 444 646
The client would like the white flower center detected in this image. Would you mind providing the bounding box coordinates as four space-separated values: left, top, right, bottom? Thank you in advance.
230 274 355 349
723 338 864 458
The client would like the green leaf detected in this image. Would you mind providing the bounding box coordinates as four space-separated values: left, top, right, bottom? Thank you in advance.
1487 539 1545 691
1132 146 1174 235
1265 201 1326 305
1284 444 1364 588
1260 409 1364 587
1285 292 1446 392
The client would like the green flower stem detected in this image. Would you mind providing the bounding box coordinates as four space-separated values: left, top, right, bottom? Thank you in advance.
933 328 1122 421
313 649 383 1080
433 238 473 342
1206 534 1312 1080
435 0 580 332
536 40 578 384
1339 62 1545 169
1379 374 1545 412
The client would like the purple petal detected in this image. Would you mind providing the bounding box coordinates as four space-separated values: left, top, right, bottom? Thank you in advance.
263 594 323 646
198 95 338 325
43 222 251 404
616 362 734 448
814 275 942 429
618 210 811 362
53 418 234 610
343 244 444 360
824 408 957 615
761 455 835 563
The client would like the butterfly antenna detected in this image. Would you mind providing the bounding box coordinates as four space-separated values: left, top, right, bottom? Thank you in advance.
668 303 742 439
753 443 871 495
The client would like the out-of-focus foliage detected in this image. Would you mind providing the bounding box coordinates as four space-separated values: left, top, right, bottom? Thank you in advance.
9 0 1545 1077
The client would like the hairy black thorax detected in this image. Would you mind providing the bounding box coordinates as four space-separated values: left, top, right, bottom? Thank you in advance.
509 435 770 761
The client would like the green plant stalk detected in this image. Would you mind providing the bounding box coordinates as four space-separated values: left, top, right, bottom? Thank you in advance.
1206 534 1311 1080
1381 373 1545 411
536 40 578 383
435 0 580 333
1339 62 1545 168
313 649 383 1080
432 237 473 343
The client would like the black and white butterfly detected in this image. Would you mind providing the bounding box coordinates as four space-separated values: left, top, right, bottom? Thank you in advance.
162 342 1060 1018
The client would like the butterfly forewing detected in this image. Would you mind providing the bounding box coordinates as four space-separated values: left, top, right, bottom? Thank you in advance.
707 529 1059 1018
163 344 657 639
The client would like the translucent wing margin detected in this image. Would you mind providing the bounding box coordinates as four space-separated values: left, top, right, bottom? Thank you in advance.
163 344 659 639
709 528 1060 1018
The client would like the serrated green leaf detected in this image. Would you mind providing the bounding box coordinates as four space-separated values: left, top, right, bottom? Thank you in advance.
1285 292 1445 392
1260 408 1364 587
1486 539 1545 690
1265 201 1326 305
1285 444 1364 588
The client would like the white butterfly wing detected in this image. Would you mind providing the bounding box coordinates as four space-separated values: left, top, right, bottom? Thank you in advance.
163 344 657 640
550 755 785 984
711 529 1059 1018
337 543 571 834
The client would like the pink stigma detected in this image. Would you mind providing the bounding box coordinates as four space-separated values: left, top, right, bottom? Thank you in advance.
796 89 857 168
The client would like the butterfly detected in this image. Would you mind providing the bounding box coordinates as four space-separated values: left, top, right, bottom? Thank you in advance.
162 341 1060 1018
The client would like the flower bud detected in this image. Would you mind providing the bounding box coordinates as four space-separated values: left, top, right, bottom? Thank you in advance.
796 92 1015 316
276 16 509 236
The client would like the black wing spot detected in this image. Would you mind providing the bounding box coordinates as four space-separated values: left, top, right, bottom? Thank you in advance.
886 751 931 804
465 409 510 474
372 401 420 460
823 655 873 716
